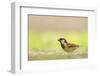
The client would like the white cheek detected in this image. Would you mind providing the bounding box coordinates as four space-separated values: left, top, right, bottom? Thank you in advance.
61 40 65 44
61 40 67 46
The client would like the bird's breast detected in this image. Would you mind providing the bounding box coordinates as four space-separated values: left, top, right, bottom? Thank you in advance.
64 47 78 52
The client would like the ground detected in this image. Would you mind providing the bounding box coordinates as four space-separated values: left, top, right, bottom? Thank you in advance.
28 48 88 61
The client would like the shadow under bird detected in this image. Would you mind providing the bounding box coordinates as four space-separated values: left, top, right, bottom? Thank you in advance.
58 38 79 53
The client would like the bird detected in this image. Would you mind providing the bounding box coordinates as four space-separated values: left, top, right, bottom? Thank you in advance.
58 38 79 53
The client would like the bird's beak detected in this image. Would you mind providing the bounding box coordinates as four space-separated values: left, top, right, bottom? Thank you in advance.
58 39 60 42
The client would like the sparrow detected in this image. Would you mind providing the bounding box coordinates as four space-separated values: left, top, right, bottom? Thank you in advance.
58 38 79 53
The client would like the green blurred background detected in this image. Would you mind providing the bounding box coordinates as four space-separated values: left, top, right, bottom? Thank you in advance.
29 31 88 50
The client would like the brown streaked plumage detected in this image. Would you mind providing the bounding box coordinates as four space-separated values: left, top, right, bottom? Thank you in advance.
58 38 79 52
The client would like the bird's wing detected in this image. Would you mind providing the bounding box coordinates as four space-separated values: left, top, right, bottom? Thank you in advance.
67 43 79 48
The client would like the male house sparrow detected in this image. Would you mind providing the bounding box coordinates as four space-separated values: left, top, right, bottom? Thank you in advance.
58 38 79 53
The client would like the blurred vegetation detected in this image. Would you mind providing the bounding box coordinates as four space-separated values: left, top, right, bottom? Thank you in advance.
29 31 88 50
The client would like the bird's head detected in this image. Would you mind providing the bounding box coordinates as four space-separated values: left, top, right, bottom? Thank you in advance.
58 38 67 43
